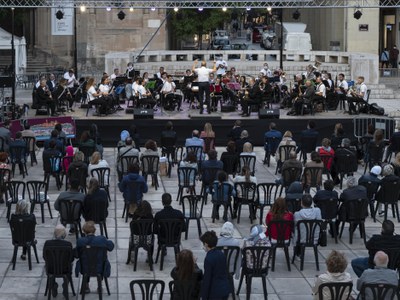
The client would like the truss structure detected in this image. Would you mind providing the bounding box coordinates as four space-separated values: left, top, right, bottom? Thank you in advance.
1 0 399 9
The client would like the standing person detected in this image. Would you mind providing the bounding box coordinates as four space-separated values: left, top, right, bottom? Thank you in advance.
200 231 230 300
192 59 217 114
380 48 390 68
389 45 399 68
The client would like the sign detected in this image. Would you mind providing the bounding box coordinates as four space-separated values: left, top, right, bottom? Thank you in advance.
51 0 74 36
359 24 369 32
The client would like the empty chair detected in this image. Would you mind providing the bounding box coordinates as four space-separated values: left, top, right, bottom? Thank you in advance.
23 136 38 166
141 155 160 190
27 180 53 223
9 144 28 178
43 155 62 190
130 279 165 300
126 219 154 271
256 183 278 224
315 198 339 243
176 167 197 203
58 199 83 240
181 195 204 239
278 166 302 196
373 178 400 222
234 182 257 224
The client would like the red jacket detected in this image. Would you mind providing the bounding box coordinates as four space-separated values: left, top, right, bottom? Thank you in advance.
318 147 335 170
265 211 294 240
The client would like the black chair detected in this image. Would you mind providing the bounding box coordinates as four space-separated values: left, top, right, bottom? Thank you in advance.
299 135 318 164
302 166 324 193
43 245 76 300
315 198 339 243
9 215 39 270
43 155 62 190
126 219 154 271
160 137 176 178
236 246 270 300
264 136 281 166
238 155 256 176
5 180 25 222
154 218 184 271
61 156 73 189
169 280 196 300
122 181 146 223
291 219 322 271
234 182 257 224
356 89 371 113
335 150 358 189
186 145 204 164
83 197 108 238
118 155 139 182
27 180 53 223
78 245 111 300
364 142 385 174
373 179 400 222
58 199 83 240
9 145 28 178
141 155 160 190
181 195 204 239
78 145 96 165
215 246 241 299
0 167 10 202
221 153 239 177
211 182 234 223
176 167 197 203
0 136 5 152
130 279 165 300
256 183 278 224
66 164 87 193
317 282 353 300
339 198 368 244
23 136 38 166
359 180 380 220
267 220 293 271
359 283 397 300
320 153 333 180
278 166 303 196
385 134 400 162
90 168 111 202
200 166 221 202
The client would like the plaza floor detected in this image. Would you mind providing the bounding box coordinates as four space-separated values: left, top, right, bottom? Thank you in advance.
0 144 387 300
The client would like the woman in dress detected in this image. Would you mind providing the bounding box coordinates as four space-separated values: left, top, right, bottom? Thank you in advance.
200 122 216 152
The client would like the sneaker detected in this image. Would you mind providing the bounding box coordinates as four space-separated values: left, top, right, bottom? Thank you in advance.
52 282 58 298
378 211 385 217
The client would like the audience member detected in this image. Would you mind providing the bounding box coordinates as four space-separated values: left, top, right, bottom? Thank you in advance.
302 151 324 191
117 130 131 148
185 129 205 156
89 123 104 155
313 180 339 206
232 166 257 185
227 120 243 142
128 124 141 151
318 138 335 170
79 131 95 149
63 145 74 172
200 122 216 151
220 141 239 175
264 122 282 153
210 171 235 221
243 225 271 269
358 165 381 186
265 197 294 242
375 164 399 216
235 130 251 153
88 151 109 182
83 177 109 221
44 129 64 153
240 142 256 157
331 123 346 150
275 131 296 162
312 250 352 300
217 221 240 247
391 152 400 176
201 150 223 177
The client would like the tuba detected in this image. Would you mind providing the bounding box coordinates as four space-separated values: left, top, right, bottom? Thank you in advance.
313 60 322 70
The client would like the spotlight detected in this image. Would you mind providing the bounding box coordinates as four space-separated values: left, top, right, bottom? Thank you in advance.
267 6 272 12
129 7 134 12
151 7 156 11
55 10 64 20
80 5 86 12
117 10 125 20
353 9 362 19
174 7 179 12
222 7 227 12
292 9 300 20
198 7 203 11
246 7 251 11
106 6 111 12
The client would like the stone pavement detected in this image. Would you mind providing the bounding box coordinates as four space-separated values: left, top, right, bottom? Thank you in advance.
0 145 387 300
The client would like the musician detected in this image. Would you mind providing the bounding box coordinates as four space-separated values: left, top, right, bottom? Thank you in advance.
110 68 120 81
303 64 316 80
216 56 228 77
99 76 118 112
126 62 135 79
241 77 262 117
156 67 165 80
46 73 57 92
137 78 157 110
161 75 182 111
346 76 368 115
63 69 78 90
334 73 348 110
260 63 272 77
210 77 224 111
293 80 314 115
36 79 57 116
53 78 74 113
192 59 217 114
313 76 327 111
259 76 273 106
86 77 108 115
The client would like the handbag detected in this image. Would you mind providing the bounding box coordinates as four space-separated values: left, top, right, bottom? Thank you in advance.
318 221 327 247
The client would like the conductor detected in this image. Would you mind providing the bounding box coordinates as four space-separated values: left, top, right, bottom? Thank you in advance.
192 59 217 114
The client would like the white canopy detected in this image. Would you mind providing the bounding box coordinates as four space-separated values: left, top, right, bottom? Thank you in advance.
0 27 27 76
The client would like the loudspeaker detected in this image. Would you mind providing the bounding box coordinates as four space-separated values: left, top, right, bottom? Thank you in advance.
259 108 280 119
0 76 14 88
133 108 154 119
221 105 235 112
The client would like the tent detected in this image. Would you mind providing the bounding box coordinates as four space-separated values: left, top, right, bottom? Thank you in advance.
0 27 27 76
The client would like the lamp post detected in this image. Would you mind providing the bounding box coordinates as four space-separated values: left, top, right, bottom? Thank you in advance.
279 8 283 70
74 7 78 78
11 7 16 120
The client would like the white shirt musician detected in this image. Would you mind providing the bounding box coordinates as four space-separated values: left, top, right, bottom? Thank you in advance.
315 78 326 98
335 73 348 94
63 69 78 88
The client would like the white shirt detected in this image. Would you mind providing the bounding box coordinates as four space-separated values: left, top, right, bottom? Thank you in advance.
359 82 368 101
216 59 228 76
99 84 110 94
317 83 326 98
87 86 97 101
110 74 117 81
161 81 175 94
132 82 139 95
260 68 273 77
137 85 147 99
336 80 348 93
63 72 76 88
194 66 214 83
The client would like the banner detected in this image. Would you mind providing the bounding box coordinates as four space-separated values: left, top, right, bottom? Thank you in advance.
51 0 74 36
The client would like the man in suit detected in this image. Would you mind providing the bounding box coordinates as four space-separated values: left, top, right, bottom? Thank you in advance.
293 80 315 115
46 73 57 92
357 251 398 300
201 150 223 181
43 225 74 298
241 77 262 116
313 179 339 205
351 220 400 277
36 79 57 116
200 231 230 300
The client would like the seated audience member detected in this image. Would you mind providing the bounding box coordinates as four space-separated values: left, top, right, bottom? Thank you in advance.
375 164 399 216
217 221 241 247
88 151 109 181
131 200 153 222
351 220 400 278
117 137 139 179
170 249 203 300
275 151 302 185
210 171 235 221
67 151 88 183
313 180 339 206
265 197 294 242
201 150 223 178
89 124 104 155
63 145 74 173
220 141 239 175
0 119 11 152
331 123 346 151
117 130 131 148
232 166 257 185
356 251 398 300
318 138 335 171
118 163 148 215
285 181 304 211
43 225 74 298
235 130 251 154
331 138 358 184
391 152 400 176
75 221 115 289
128 125 141 151
0 151 11 202
185 129 204 148
358 165 381 186
240 142 256 157
83 178 109 221
79 131 95 149
44 129 64 153
243 225 271 269
312 250 352 300
200 122 216 151
302 151 324 191
227 120 243 142
264 122 283 145
160 121 177 150
275 131 296 162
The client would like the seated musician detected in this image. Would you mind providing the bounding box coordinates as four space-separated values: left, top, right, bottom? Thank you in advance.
240 77 262 117
161 75 182 111
46 73 57 93
259 76 273 107
53 78 74 113
110 68 120 81
335 73 348 109
313 76 327 111
36 79 58 116
210 77 224 111
99 76 120 112
137 78 157 110
346 76 367 115
181 69 194 103
86 77 108 115
63 68 78 95
293 80 314 115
